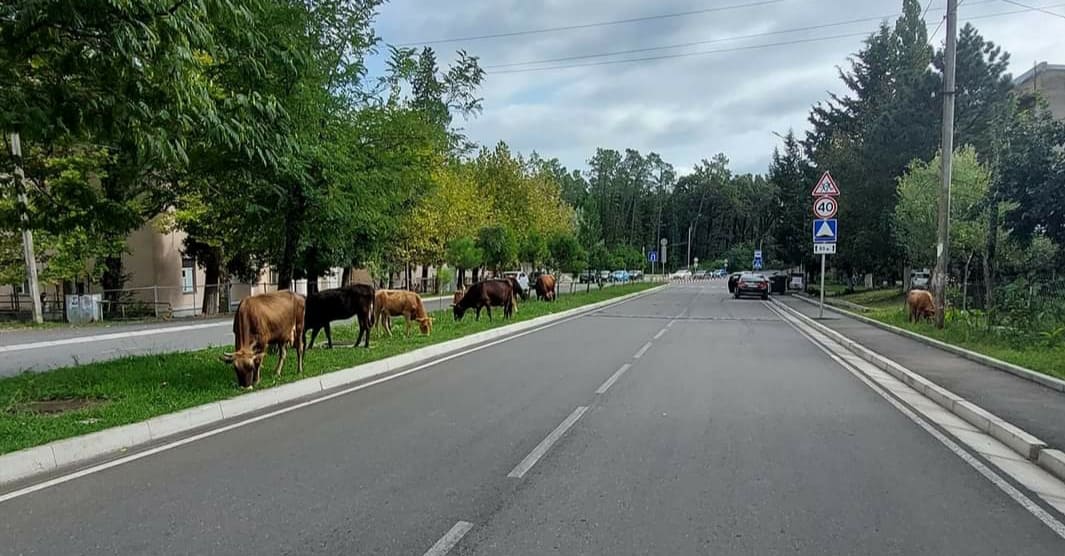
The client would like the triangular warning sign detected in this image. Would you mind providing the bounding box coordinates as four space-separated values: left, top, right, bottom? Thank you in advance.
816 221 835 238
811 171 841 196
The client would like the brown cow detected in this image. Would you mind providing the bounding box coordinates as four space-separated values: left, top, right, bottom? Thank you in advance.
375 289 433 336
534 274 557 301
222 291 305 388
907 289 936 323
453 279 515 321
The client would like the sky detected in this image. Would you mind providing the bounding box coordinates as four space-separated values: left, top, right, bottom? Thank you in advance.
368 0 1065 176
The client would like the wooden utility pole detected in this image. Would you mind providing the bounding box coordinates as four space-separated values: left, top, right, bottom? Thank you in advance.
9 132 44 323
932 0 957 329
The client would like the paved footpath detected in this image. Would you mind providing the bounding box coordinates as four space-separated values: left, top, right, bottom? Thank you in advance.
2 282 1065 554
776 295 1065 452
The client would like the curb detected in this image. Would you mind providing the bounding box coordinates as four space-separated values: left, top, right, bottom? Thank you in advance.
771 298 1065 484
0 285 666 487
792 294 1065 393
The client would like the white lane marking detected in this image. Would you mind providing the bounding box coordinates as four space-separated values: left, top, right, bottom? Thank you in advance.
423 521 474 556
666 320 676 328
596 364 631 395
767 303 1065 539
653 328 667 340
633 341 653 359
508 406 588 479
0 292 662 504
0 322 230 353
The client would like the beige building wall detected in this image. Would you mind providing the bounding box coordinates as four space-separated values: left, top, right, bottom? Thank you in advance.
1014 62 1065 120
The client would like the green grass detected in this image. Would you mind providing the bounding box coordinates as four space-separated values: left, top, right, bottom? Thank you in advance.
0 283 654 455
836 288 906 310
861 307 1065 382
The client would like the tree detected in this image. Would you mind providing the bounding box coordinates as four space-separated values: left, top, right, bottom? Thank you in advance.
476 225 518 272
769 131 816 269
446 236 482 287
519 231 549 270
548 233 587 277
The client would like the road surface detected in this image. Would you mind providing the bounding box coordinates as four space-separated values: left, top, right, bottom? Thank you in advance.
2 282 1064 555
0 280 606 376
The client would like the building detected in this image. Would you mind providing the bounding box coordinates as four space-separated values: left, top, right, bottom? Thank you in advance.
1013 62 1065 119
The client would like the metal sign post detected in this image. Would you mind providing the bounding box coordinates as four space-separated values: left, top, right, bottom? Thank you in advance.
811 173 841 319
819 253 827 318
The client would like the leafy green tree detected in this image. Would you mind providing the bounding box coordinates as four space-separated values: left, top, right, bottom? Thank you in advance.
548 233 587 277
476 225 518 272
446 236 482 287
519 231 549 270
769 130 816 269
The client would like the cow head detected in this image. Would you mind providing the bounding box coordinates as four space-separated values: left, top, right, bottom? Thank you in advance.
417 316 434 335
453 304 467 321
220 349 265 388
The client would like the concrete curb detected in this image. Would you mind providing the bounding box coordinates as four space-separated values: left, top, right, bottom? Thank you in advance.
0 285 666 487
771 298 1065 483
792 293 1065 393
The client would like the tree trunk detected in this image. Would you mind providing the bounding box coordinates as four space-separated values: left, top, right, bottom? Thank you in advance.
962 252 974 312
902 263 912 292
342 266 352 286
472 267 480 283
457 268 466 289
101 254 125 316
306 270 319 295
421 265 430 293
201 255 222 315
984 199 999 326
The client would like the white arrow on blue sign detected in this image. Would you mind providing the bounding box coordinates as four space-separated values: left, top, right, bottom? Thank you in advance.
648 250 657 263
812 219 838 243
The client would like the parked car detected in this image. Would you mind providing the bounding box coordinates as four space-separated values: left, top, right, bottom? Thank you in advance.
611 270 631 283
502 270 530 292
578 270 596 284
670 269 692 280
599 270 611 281
734 273 770 300
628 270 644 281
910 269 931 289
788 272 805 290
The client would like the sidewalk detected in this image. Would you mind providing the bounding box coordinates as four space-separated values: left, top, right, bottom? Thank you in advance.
775 295 1065 451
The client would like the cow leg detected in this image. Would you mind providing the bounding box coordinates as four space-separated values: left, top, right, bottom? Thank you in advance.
274 343 287 377
295 326 305 374
385 315 394 337
475 306 481 321
486 305 493 321
361 314 371 348
307 327 320 350
324 322 333 349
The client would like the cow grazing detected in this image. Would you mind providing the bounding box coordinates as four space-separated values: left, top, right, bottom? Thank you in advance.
534 274 557 301
453 279 516 321
907 289 936 323
506 276 529 301
375 289 433 336
452 287 465 306
222 291 305 388
304 283 375 349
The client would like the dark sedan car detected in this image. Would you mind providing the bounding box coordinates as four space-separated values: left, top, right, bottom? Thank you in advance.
733 273 770 300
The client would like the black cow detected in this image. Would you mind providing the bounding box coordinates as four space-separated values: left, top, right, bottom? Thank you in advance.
506 276 529 301
304 283 375 349
453 279 515 321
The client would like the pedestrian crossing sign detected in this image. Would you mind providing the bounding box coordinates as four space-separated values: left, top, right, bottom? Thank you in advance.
810 171 841 196
812 219 838 243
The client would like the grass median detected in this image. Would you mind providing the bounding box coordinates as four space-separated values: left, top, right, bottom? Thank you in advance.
0 282 656 455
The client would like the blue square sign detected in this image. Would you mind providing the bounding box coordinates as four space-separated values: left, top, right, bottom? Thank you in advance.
812 219 838 243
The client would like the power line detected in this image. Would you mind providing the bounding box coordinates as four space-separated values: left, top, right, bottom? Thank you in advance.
486 1 1064 74
922 0 938 19
998 0 1065 19
488 31 872 74
392 0 785 47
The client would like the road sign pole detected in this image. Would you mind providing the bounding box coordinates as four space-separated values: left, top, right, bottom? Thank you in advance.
819 253 826 319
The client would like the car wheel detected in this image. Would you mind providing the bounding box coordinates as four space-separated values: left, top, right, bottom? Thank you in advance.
761 293 769 300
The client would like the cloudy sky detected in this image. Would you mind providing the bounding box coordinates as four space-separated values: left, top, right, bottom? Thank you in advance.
368 0 1065 175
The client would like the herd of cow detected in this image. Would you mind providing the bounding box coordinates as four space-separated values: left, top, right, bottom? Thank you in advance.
221 274 558 388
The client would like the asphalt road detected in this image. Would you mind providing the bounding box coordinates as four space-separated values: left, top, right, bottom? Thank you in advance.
3 282 1065 555
0 280 607 376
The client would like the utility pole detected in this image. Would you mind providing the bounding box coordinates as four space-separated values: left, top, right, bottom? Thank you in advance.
9 132 44 324
932 0 957 330
686 224 692 270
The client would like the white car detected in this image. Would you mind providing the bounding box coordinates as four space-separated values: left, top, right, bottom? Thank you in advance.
502 271 529 291
911 269 930 289
670 269 692 280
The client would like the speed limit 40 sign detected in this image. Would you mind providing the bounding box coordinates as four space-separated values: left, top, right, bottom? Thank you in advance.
813 196 838 219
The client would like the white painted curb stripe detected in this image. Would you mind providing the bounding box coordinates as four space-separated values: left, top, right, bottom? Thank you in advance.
0 321 230 353
596 364 631 395
508 406 588 479
653 328 667 340
0 286 665 495
423 521 474 556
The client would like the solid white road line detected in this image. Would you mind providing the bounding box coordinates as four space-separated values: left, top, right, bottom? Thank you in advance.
633 341 653 359
0 321 230 353
767 302 1065 540
0 294 655 504
666 320 676 328
596 364 631 395
653 328 667 340
423 521 474 556
508 406 588 479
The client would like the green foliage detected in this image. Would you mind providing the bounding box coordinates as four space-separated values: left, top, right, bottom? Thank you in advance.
547 233 587 276
519 231 549 269
445 237 483 271
769 130 816 268
476 225 518 271
435 266 455 291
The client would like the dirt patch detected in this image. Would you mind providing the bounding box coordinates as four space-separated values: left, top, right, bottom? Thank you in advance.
16 398 105 415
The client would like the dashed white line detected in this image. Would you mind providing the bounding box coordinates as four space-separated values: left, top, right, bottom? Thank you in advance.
423 521 474 556
508 406 588 479
653 328 667 340
633 341 653 359
596 364 631 395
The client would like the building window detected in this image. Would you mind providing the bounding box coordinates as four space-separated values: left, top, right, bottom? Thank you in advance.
181 257 196 294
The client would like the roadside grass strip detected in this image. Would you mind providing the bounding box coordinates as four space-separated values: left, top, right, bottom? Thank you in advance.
0 283 654 455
